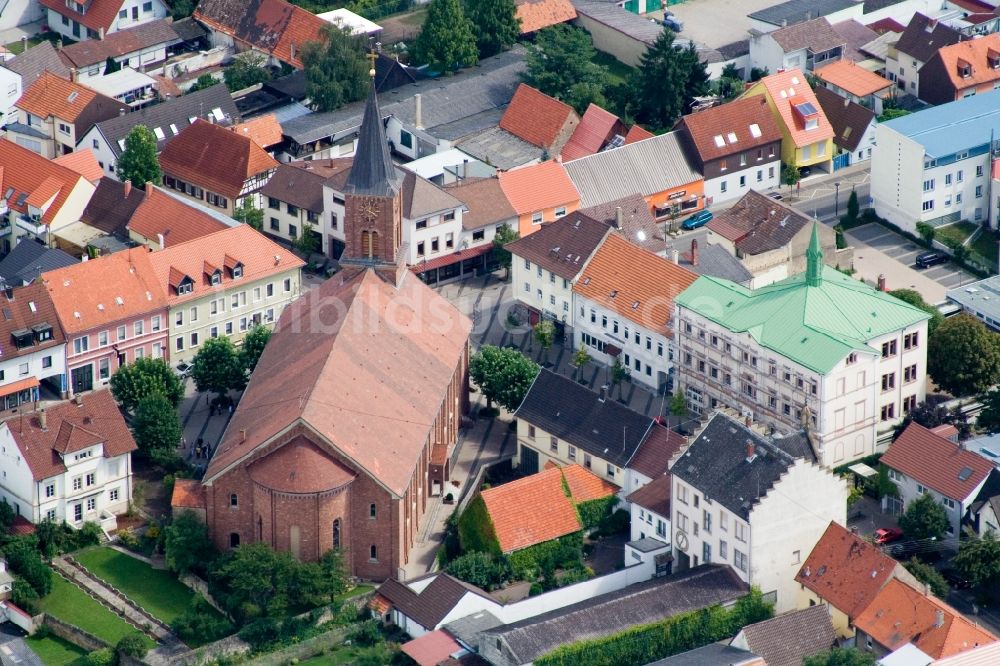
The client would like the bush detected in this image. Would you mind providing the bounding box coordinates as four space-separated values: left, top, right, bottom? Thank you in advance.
577 496 618 530
446 551 510 590
349 620 382 647
116 634 149 659
595 509 630 537
4 536 52 596
457 495 502 556
507 532 583 580
903 557 948 597
85 648 115 666
172 596 234 644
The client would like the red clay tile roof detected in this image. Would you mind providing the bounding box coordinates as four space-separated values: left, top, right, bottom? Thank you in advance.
9 515 35 535
561 464 618 502
53 150 104 184
748 68 834 149
159 119 279 200
882 423 993 501
193 0 328 69
561 103 622 162
144 224 304 306
497 160 579 215
855 579 997 659
625 125 655 144
814 60 893 98
0 283 65 361
926 33 1000 92
38 0 128 33
481 466 582 553
248 437 355 493
127 187 229 247
43 248 167 335
627 424 686 479
515 0 577 34
866 17 906 34
626 474 671 518
171 478 206 510
203 269 472 497
442 177 517 230
25 177 64 209
231 113 283 149
0 139 88 225
6 390 137 481
500 84 578 151
676 96 782 164
16 71 123 123
795 522 898 619
402 629 464 666
573 233 697 336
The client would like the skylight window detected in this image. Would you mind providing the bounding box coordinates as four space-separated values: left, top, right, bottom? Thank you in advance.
3 187 12 200
67 91 78 104
117 139 126 151
795 102 818 116
169 123 178 134
727 132 738 144
212 107 225 121
153 127 165 140
749 123 762 138
791 76 800 85
189 116 197 124
713 135 725 147
16 193 27 206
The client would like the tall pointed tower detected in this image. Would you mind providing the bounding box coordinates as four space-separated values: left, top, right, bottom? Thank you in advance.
340 58 407 285
805 222 823 287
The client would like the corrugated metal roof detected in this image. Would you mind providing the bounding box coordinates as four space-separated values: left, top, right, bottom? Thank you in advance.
563 131 700 208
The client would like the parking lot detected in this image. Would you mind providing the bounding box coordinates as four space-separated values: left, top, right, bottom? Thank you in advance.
848 224 978 292
662 0 778 50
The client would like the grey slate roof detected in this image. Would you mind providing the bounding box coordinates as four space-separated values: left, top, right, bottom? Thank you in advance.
515 368 654 467
3 41 72 85
258 161 328 213
80 177 147 236
671 413 815 520
749 0 858 28
282 47 526 146
443 610 503 648
563 131 700 208
894 13 964 64
647 643 761 666
171 16 209 42
736 605 837 666
667 240 754 284
814 86 875 152
506 212 609 280
456 126 544 171
345 83 400 197
581 193 664 253
0 239 76 286
481 565 749 665
90 84 238 158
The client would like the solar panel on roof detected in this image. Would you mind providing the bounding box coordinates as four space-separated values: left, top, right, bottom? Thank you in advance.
795 102 818 116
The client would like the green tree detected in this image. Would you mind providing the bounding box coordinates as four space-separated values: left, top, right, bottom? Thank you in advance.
191 337 246 398
165 511 216 575
888 289 944 337
670 387 687 418
492 224 519 279
846 190 859 223
898 492 949 541
445 551 510 590
469 345 540 411
188 73 218 93
534 320 555 364
803 648 877 666
903 557 948 597
172 595 233 644
170 0 196 19
524 25 609 114
110 357 184 413
103 56 121 75
954 532 1000 599
294 222 321 254
4 536 52 597
117 125 161 187
782 163 800 196
300 25 368 113
715 63 743 100
131 393 183 467
916 222 935 245
610 357 630 399
572 346 591 381
413 0 478 74
240 325 272 378
632 31 709 131
233 198 263 231
464 0 520 58
223 51 272 92
928 313 1000 397
978 388 1000 433
115 635 148 661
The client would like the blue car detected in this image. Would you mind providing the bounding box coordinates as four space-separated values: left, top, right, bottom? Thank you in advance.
681 210 713 230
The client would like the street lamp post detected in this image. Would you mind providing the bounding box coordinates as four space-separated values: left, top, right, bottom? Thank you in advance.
834 182 841 218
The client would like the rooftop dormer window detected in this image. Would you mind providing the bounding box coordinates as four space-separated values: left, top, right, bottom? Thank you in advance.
32 324 52 343
210 272 221 286
989 50 1000 69
11 329 32 349
958 60 973 78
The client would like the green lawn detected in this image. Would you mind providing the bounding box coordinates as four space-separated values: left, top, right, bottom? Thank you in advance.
935 221 978 247
299 645 395 665
970 228 999 267
25 634 87 666
74 547 206 626
594 51 636 86
334 583 374 603
37 575 153 648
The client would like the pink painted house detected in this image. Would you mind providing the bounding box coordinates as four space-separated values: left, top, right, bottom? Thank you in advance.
43 248 168 395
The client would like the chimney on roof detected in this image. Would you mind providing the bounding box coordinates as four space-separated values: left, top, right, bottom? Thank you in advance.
746 440 756 462
55 37 61 51
671 249 680 264
70 68 77 83
20 36 26 51
123 180 132 198
691 238 699 266
615 206 623 229
119 107 126 117
462 159 468 179
98 27 104 40
745 415 752 427
157 233 165 250
145 181 153 196
74 394 82 406
599 384 608 403
781 19 787 27
38 409 46 431
415 94 423 130
877 274 886 291
934 610 945 628
805 10 811 20
240 428 247 442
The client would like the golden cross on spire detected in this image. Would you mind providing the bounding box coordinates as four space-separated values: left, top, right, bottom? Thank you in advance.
367 49 377 78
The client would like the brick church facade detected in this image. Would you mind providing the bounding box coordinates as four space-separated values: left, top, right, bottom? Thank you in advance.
191 76 472 580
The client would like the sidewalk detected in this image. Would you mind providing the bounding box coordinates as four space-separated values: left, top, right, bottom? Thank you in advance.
177 381 238 471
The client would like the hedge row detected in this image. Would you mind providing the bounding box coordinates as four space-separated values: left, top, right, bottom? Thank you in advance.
507 532 583 580
576 496 618 530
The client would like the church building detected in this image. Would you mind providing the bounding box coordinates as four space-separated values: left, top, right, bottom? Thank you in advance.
193 71 472 579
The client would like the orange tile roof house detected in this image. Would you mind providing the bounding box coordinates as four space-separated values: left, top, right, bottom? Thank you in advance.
854 579 996 660
514 0 577 34
497 160 580 237
40 0 170 43
814 59 893 114
0 282 67 411
561 103 626 162
159 118 279 216
194 0 328 69
143 224 305 365
57 18 180 75
881 422 994 543
231 113 284 150
918 33 1000 105
7 72 127 159
479 464 616 553
43 248 168 395
0 391 138 528
499 84 580 155
0 139 98 252
125 185 231 249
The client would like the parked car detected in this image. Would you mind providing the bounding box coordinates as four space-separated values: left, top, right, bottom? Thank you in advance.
874 527 903 544
889 539 944 563
798 165 812 178
681 209 713 230
915 251 949 268
942 568 973 589
767 192 783 201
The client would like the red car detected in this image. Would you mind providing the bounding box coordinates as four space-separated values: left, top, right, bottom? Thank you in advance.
874 527 903 544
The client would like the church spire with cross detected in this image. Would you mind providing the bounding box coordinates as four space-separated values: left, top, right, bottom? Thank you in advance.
344 49 400 197
805 221 824 287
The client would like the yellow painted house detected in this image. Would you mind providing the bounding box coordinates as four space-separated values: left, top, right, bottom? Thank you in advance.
743 68 834 174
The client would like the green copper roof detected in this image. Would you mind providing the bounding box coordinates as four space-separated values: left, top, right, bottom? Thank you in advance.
805 222 823 287
675 265 931 374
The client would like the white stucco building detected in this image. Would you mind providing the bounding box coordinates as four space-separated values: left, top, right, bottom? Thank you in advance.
41 0 169 43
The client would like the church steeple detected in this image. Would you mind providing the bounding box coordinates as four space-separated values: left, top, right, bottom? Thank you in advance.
806 222 823 287
344 55 400 197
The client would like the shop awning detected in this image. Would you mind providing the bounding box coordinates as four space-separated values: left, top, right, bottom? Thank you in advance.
848 462 878 478
604 344 622 357
410 243 492 274
0 377 39 398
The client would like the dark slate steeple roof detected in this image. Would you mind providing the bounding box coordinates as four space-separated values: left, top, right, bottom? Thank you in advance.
345 81 400 197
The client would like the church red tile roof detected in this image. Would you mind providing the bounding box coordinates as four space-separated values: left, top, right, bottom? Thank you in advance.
248 438 356 493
